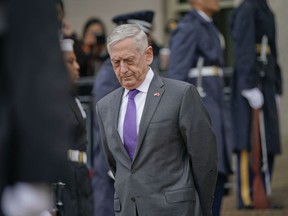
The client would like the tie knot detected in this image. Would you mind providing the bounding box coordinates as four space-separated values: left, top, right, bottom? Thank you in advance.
128 89 139 99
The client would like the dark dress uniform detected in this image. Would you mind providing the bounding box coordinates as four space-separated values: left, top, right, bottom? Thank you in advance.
168 9 232 216
62 93 94 216
230 0 282 209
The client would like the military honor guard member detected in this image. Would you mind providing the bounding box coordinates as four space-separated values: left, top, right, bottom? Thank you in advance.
230 0 282 209
60 39 94 216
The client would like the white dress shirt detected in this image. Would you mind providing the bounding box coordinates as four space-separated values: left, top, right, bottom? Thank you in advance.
118 68 154 143
196 10 212 22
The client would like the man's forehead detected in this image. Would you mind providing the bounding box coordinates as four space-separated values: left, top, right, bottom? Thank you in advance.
110 42 138 56
111 53 136 61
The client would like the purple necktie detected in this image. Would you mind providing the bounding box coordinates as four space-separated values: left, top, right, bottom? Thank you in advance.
123 89 139 160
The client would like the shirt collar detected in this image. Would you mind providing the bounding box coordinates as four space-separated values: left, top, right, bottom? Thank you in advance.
123 67 154 96
196 10 213 23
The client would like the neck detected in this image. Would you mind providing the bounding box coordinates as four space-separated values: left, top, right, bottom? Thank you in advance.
193 4 214 17
196 10 213 22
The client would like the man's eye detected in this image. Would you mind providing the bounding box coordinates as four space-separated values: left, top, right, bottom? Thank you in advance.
113 61 119 66
126 59 134 64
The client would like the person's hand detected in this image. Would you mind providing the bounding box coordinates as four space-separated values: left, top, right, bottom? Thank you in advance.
241 87 264 109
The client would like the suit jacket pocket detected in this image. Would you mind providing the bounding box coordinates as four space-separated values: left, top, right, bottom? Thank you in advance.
114 198 121 212
165 188 195 203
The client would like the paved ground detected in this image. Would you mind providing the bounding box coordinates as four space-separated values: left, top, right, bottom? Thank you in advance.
221 136 288 216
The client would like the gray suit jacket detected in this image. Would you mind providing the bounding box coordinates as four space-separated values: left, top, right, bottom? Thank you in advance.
96 74 217 216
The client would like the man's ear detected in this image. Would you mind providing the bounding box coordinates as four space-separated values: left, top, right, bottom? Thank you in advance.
146 46 154 65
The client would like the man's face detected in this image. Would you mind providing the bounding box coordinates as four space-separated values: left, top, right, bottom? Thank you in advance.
109 37 153 90
198 0 220 16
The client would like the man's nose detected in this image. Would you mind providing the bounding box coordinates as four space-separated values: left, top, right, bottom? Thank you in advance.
120 61 128 73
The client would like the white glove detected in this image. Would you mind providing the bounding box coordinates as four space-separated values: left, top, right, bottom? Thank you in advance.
1 183 51 216
241 87 264 109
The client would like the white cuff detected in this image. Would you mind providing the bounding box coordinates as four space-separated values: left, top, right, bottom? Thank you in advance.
107 170 115 180
241 88 264 109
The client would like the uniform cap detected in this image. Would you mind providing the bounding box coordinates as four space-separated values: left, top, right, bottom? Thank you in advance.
60 39 74 52
112 10 154 33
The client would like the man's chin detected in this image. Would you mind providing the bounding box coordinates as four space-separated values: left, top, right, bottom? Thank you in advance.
121 81 136 89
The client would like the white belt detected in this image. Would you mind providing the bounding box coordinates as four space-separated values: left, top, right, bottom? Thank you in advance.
188 66 223 78
68 149 87 164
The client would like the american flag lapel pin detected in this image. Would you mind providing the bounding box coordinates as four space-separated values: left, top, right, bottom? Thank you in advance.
153 92 160 97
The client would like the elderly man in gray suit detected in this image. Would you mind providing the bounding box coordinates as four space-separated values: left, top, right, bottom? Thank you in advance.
96 24 217 216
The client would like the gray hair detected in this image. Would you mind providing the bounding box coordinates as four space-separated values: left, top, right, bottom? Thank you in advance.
107 24 148 54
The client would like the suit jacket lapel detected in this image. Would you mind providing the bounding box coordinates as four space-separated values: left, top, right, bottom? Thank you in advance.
69 96 83 123
110 88 131 158
134 75 165 160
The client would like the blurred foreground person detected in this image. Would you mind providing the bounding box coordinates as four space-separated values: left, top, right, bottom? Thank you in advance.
59 39 94 216
0 0 71 215
96 24 217 216
168 0 232 215
230 0 282 209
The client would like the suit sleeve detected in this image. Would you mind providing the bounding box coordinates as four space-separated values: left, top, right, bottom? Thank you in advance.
179 85 217 216
168 23 198 82
96 102 117 176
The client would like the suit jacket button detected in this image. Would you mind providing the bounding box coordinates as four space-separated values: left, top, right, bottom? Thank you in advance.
131 197 136 202
131 169 136 174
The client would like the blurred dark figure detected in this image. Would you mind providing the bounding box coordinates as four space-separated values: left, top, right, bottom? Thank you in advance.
230 0 282 209
74 18 109 77
0 0 71 215
168 0 233 215
91 10 162 216
55 0 78 40
59 39 94 216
